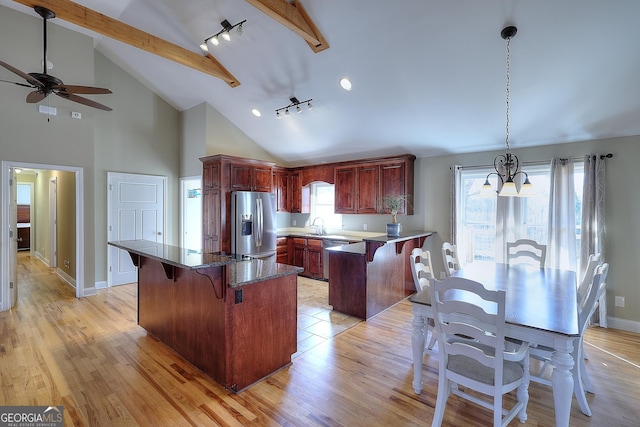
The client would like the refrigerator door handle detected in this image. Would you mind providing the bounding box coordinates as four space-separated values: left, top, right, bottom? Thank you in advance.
256 197 263 247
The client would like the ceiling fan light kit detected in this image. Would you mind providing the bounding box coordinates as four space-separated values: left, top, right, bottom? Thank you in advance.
200 19 246 52
0 6 113 112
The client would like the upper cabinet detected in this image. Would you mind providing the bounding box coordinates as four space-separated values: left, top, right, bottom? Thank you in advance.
230 162 272 192
200 154 275 253
334 154 415 215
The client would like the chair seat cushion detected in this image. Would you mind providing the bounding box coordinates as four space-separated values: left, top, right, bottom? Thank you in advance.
447 343 524 385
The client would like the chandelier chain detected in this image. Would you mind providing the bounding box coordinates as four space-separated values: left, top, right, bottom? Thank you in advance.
505 35 511 154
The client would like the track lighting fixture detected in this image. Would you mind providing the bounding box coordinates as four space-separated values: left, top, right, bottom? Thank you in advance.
200 19 246 52
275 97 313 118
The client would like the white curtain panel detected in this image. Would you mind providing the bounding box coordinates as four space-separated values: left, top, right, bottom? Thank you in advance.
581 154 607 326
547 158 577 271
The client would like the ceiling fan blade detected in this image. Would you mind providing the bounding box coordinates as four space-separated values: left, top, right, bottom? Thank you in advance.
52 84 112 95
55 91 112 111
26 90 47 103
0 78 33 88
0 60 44 88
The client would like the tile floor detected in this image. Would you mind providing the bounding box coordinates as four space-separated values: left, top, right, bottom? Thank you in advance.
294 276 362 358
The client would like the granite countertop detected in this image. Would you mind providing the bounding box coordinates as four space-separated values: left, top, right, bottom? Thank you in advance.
108 240 235 269
229 260 302 287
108 240 303 287
363 230 435 244
325 241 366 255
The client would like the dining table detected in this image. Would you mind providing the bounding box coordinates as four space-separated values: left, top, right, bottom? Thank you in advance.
410 261 579 427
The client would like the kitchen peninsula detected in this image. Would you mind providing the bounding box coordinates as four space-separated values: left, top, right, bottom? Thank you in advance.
326 231 433 320
108 240 302 393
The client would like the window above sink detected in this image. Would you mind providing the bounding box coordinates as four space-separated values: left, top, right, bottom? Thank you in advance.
309 182 342 230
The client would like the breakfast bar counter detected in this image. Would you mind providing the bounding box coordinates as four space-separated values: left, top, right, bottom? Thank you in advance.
108 240 302 393
326 231 434 319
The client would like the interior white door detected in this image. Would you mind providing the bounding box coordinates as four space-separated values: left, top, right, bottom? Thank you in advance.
9 168 18 307
108 173 165 286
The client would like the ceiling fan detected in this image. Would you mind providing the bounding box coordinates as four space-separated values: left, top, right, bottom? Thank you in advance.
0 6 112 111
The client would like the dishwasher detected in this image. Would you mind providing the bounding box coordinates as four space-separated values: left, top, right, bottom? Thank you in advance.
323 239 350 280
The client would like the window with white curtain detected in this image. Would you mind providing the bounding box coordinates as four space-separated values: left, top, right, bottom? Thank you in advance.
455 162 583 264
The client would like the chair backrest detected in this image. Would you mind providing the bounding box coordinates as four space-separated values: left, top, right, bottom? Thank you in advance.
410 248 434 292
506 239 547 268
577 253 602 304
441 242 460 276
429 276 507 385
578 262 609 334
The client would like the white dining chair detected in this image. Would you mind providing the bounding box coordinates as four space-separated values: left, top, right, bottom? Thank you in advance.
506 239 547 268
441 242 460 277
429 276 530 427
529 262 609 416
410 248 437 350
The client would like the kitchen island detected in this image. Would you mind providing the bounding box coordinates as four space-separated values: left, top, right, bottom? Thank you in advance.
326 231 433 320
108 240 302 393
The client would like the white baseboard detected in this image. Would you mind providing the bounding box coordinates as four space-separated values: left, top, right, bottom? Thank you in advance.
34 251 50 267
95 281 108 290
83 287 97 297
606 317 640 334
56 268 76 290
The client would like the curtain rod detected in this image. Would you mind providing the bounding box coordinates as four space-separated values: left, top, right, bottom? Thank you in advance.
455 153 613 171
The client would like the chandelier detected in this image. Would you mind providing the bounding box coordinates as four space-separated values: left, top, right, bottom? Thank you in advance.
482 26 533 197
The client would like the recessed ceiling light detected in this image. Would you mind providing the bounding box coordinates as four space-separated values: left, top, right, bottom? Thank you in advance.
339 77 352 91
251 108 261 117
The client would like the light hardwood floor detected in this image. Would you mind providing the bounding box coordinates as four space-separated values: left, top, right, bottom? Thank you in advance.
1 252 639 426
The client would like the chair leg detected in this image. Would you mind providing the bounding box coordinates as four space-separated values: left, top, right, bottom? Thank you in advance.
517 354 530 423
431 379 449 427
572 340 592 416
580 356 594 393
493 393 503 427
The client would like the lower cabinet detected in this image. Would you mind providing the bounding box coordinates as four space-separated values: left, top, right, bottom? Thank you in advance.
292 237 323 279
276 237 289 264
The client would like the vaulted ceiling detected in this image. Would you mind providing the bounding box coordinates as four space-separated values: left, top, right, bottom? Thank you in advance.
2 0 640 166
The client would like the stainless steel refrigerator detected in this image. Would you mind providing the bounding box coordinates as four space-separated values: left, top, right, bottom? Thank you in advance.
231 191 277 261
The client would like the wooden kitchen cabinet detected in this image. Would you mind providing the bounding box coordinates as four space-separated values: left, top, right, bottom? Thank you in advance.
291 237 323 279
334 154 415 216
273 167 290 213
334 166 356 214
230 162 272 192
290 171 303 213
276 237 289 264
200 155 275 253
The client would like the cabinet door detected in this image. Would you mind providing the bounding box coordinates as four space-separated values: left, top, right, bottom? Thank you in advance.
379 161 407 215
356 164 379 213
292 239 307 273
203 162 220 189
274 170 290 212
230 163 252 191
276 237 289 264
306 239 324 279
334 166 356 214
290 172 302 213
253 166 273 192
202 188 221 252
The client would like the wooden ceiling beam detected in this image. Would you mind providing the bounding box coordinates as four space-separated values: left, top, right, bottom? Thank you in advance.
245 0 328 53
13 0 240 87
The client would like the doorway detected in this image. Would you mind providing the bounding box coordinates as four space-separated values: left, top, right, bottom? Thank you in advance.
1 161 85 312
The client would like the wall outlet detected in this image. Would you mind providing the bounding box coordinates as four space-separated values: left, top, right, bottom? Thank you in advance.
293 220 297 226
71 111 81 119
615 296 625 307
440 271 446 279
363 223 368 230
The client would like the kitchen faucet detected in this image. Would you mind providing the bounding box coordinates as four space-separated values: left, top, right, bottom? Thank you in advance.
311 217 325 235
